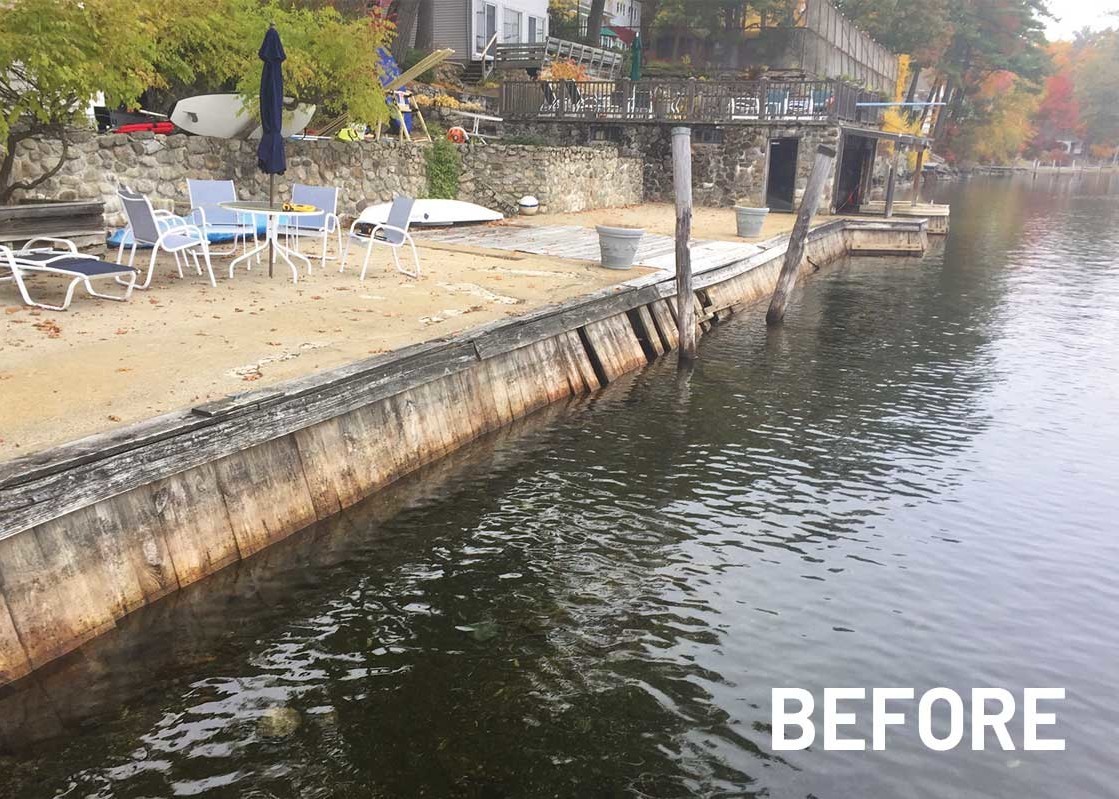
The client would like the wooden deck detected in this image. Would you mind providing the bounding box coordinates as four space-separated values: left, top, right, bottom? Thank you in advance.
418 223 768 273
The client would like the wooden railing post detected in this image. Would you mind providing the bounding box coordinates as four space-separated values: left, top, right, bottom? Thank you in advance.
759 76 769 121
672 127 697 361
767 145 836 326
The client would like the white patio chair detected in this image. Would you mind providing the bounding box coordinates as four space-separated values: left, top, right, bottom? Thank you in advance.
186 178 260 258
1 238 137 311
340 195 420 280
116 188 216 288
275 183 341 270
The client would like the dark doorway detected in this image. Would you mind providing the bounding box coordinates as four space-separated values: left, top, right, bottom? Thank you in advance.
765 137 799 211
835 134 877 212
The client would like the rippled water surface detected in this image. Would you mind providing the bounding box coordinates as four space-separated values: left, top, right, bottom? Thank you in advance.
3 175 1119 798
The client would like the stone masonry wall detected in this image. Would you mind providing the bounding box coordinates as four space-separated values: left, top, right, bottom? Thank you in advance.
10 132 643 226
504 121 842 210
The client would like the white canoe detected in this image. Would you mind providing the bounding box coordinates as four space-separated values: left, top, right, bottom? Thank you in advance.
171 94 316 140
357 199 504 227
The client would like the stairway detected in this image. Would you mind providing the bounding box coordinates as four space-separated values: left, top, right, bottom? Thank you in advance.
462 61 488 85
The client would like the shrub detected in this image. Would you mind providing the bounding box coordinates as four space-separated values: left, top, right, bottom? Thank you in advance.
425 134 461 199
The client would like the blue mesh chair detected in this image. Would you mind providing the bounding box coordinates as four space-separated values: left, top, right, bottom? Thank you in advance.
341 195 420 280
186 179 261 258
275 183 341 270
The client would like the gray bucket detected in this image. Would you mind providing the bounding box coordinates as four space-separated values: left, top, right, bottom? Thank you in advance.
596 225 645 269
734 206 769 238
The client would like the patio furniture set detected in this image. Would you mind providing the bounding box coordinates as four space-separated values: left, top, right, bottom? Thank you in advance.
1 181 422 311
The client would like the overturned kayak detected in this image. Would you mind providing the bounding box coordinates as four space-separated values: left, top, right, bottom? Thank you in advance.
357 199 503 227
170 94 315 140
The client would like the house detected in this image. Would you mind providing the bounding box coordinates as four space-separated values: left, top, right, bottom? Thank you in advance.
575 0 642 50
428 0 549 62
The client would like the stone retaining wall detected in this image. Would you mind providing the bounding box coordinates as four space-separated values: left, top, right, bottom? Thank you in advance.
9 133 643 226
504 121 842 209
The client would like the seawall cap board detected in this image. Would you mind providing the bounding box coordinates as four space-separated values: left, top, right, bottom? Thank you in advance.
170 94 316 140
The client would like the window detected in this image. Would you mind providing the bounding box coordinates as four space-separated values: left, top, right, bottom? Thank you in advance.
503 8 522 42
528 16 545 43
476 3 497 52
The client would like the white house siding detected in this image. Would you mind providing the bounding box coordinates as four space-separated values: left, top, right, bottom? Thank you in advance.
470 0 549 58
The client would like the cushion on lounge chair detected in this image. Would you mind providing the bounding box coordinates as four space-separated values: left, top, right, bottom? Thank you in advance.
44 257 138 277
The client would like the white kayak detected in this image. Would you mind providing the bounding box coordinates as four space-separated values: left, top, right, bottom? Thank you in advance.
171 94 316 140
357 199 504 227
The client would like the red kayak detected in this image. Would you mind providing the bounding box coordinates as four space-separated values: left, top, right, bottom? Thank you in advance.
112 121 175 135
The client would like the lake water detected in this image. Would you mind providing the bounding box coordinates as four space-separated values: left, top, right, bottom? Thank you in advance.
2 174 1118 798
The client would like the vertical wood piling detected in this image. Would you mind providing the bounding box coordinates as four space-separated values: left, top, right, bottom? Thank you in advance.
672 126 697 361
884 146 901 218
910 146 926 206
766 144 836 326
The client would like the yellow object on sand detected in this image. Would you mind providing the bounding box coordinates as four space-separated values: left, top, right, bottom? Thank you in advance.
283 202 316 212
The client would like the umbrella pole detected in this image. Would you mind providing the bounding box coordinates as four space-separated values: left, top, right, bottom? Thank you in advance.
268 173 275 278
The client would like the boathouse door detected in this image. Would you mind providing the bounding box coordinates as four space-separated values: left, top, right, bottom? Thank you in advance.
835 134 877 212
765 138 799 211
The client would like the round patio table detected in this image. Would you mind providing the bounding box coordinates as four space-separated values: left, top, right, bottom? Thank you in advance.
220 201 323 283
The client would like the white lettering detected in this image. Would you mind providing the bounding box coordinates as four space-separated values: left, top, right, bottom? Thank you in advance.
772 688 815 751
1023 688 1065 751
919 687 965 751
971 688 1015 750
872 687 914 750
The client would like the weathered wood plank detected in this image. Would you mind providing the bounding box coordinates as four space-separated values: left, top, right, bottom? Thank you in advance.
0 509 120 668
213 437 319 558
150 463 240 588
0 587 32 685
582 314 648 382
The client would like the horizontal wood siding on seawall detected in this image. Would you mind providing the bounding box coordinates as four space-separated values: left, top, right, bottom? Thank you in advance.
0 218 926 686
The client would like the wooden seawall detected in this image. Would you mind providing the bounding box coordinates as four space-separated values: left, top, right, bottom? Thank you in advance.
0 217 928 686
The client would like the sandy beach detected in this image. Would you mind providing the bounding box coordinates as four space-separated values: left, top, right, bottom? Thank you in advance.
0 232 652 458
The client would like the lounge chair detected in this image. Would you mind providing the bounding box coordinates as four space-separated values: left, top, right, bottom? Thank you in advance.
186 179 261 257
1 238 137 310
540 81 559 114
275 184 341 270
116 188 216 288
340 195 420 280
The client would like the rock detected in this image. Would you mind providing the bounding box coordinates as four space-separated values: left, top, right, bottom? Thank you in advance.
257 706 302 738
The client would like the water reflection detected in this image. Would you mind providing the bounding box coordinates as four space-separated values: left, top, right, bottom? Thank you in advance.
2 175 1118 798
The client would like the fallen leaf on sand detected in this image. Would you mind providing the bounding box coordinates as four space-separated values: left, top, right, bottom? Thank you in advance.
4 307 22 314
108 415 122 422
115 367 132 373
115 328 128 335
33 320 62 338
242 372 263 381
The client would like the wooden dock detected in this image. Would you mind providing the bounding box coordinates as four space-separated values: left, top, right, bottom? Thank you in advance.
419 223 768 272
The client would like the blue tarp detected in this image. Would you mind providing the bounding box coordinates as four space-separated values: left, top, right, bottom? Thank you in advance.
106 216 270 248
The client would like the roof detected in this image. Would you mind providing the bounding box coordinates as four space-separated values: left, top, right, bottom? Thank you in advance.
604 25 638 45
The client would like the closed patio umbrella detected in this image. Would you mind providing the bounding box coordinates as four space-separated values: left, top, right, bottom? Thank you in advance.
258 23 286 277
630 34 643 81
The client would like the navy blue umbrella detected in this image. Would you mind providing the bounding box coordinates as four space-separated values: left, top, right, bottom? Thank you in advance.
258 23 286 276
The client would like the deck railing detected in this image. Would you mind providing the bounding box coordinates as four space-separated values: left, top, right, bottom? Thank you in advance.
500 78 884 126
493 38 625 79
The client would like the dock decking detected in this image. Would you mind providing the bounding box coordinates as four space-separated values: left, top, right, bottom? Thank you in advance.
420 223 768 272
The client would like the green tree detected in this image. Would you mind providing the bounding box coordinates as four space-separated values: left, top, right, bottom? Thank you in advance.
0 0 393 204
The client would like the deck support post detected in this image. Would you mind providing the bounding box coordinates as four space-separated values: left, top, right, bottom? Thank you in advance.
672 126 697 362
910 145 926 207
884 146 901 218
766 144 836 327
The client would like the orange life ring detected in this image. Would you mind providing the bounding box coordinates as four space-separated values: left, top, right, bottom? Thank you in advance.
446 126 467 143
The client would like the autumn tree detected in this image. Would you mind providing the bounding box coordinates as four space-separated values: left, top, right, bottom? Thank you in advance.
1074 30 1119 150
0 0 393 204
